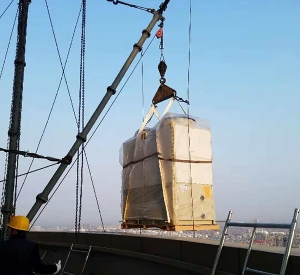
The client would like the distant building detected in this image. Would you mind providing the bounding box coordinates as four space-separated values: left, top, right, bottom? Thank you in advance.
31 225 44 232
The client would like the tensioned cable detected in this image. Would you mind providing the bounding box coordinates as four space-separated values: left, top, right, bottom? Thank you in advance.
30 34 156 228
0 6 18 81
141 51 145 121
0 163 59 183
186 0 195 237
75 0 86 238
44 0 78 124
83 149 105 231
0 0 15 20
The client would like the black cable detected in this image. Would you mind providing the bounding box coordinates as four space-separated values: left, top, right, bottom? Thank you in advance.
44 0 78 125
29 34 156 229
141 51 145 121
0 163 59 183
186 0 194 237
75 0 86 239
0 6 18 81
0 0 14 20
16 5 82 201
83 149 105 231
86 34 156 146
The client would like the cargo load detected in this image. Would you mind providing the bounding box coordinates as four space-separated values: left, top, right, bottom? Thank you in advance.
120 112 219 231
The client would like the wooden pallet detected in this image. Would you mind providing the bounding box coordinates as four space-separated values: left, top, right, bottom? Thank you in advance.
121 222 220 231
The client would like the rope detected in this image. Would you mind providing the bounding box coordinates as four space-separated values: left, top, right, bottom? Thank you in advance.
141 51 145 121
141 49 146 230
44 0 78 125
0 0 14 20
16 5 82 201
29 34 157 229
83 149 105 231
186 0 195 237
86 34 156 145
0 6 18 81
0 163 59 183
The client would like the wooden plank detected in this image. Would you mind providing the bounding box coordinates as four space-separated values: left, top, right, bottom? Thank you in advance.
121 222 220 231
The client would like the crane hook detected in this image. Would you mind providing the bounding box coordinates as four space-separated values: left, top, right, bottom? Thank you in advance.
158 60 167 85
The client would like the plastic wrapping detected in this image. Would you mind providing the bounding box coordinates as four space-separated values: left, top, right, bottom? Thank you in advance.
120 112 216 226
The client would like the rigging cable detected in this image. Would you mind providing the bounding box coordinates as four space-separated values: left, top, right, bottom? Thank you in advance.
44 0 78 124
75 0 86 239
0 5 18 225
0 0 15 20
16 5 82 201
0 6 18 81
141 51 145 120
141 49 145 231
0 163 59 183
83 149 105 231
29 33 157 229
186 0 195 237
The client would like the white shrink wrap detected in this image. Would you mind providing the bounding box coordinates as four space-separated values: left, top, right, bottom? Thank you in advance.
120 113 217 229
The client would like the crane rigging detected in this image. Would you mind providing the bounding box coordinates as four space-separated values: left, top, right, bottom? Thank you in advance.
0 0 171 242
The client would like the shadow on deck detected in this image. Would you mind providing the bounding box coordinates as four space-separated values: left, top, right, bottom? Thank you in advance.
28 232 300 275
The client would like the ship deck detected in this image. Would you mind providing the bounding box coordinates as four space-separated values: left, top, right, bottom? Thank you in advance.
28 231 300 275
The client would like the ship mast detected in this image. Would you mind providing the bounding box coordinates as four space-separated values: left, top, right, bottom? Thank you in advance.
1 0 31 241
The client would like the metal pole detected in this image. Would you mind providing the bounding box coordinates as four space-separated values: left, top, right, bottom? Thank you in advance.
242 227 256 275
279 208 299 275
211 211 232 275
27 0 171 221
1 0 31 241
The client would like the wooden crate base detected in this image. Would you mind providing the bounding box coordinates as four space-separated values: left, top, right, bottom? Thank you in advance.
121 222 220 231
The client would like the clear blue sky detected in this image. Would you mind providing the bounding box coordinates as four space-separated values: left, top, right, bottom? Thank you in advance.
0 0 299 227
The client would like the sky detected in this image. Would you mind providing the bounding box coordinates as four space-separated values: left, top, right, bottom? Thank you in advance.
0 0 299 228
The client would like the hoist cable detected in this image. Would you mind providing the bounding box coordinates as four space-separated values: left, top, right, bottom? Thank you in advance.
0 6 18 81
16 5 82 201
75 0 86 238
29 34 156 229
141 51 145 121
0 0 14 20
186 0 195 236
85 34 156 145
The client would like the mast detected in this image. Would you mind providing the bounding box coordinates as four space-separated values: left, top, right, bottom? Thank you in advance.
27 0 171 222
1 0 31 241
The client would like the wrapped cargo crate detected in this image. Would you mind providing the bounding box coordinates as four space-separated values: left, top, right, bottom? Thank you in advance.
120 112 219 231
